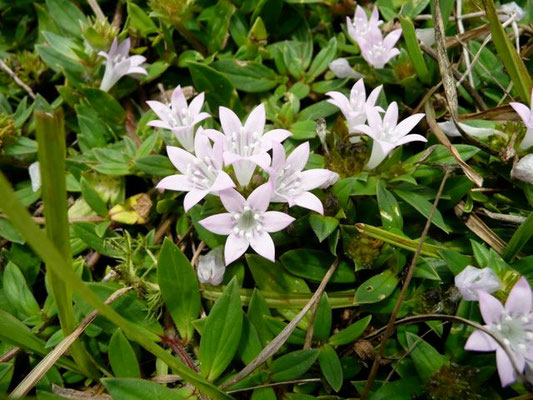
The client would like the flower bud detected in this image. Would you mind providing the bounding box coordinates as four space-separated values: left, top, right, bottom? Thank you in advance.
511 154 533 184
328 58 362 79
454 266 501 301
197 247 225 285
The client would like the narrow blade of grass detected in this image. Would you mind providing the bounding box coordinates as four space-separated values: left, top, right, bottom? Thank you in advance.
399 11 431 84
481 0 532 102
35 108 97 377
502 212 533 261
0 172 233 400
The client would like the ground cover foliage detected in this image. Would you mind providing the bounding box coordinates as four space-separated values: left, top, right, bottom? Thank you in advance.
0 0 533 398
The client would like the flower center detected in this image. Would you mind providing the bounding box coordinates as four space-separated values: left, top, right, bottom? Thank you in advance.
232 206 263 239
112 54 127 64
490 312 533 355
276 166 302 197
185 157 219 190
169 107 192 128
230 127 261 157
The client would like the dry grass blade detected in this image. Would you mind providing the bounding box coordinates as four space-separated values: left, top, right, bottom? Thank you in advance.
445 24 491 49
455 201 507 253
220 258 340 390
461 104 522 121
425 101 483 187
52 385 111 400
10 287 132 399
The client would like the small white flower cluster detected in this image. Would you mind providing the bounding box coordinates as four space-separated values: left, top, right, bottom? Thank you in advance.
346 6 401 69
150 86 338 269
326 79 426 169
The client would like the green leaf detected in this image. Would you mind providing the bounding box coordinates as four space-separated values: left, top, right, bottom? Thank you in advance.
280 249 355 283
270 349 319 382
503 212 533 261
199 278 243 381
394 189 450 233
102 378 188 400
135 155 175 177
3 262 40 320
46 0 86 37
127 2 158 36
318 344 343 391
354 270 398 304
309 214 339 242
306 37 337 82
0 219 25 244
202 0 235 53
80 177 107 217
405 332 448 381
313 294 332 341
213 60 279 92
247 289 273 347
188 62 240 113
36 108 96 376
376 182 403 230
237 315 263 365
398 13 430 84
329 315 372 346
481 0 532 102
109 329 141 378
158 239 200 342
289 120 317 140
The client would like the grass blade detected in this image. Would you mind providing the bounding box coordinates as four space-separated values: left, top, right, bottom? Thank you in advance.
502 212 533 261
399 11 431 84
35 108 97 377
0 172 233 400
481 0 532 102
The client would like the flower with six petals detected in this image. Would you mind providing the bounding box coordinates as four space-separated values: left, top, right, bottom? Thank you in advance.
354 102 426 169
465 277 533 387
326 78 383 142
98 38 147 92
205 104 291 187
199 183 294 265
357 28 402 69
156 129 235 211
346 6 382 43
147 86 210 152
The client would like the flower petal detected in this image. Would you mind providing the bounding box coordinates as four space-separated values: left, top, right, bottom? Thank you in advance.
219 189 246 213
147 120 173 130
271 141 286 171
383 29 402 49
505 277 532 316
394 113 425 137
199 213 234 235
299 169 335 191
286 142 310 173
262 211 295 232
326 91 352 116
184 189 209 211
292 191 324 214
261 129 292 151
464 330 498 352
247 152 271 170
496 348 518 387
194 130 212 160
395 133 427 146
171 86 188 113
365 104 383 132
147 101 172 123
211 171 235 192
166 146 196 174
383 102 398 128
478 291 505 325
247 183 272 213
366 85 383 107
225 234 249 265
248 231 275 262
156 175 193 192
189 92 205 116
203 128 226 143
366 139 395 169
510 102 532 126
219 106 242 136
233 159 256 187
244 104 266 136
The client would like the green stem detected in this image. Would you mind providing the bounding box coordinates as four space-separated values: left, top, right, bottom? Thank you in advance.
0 172 233 400
35 109 97 378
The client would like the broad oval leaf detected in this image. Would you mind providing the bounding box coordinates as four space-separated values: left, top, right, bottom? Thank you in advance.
280 249 356 283
318 343 343 392
270 349 319 382
329 315 372 346
109 329 141 378
354 270 398 304
102 377 189 400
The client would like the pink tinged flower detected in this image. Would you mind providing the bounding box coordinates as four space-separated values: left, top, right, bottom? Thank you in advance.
326 78 383 142
510 91 533 150
328 58 362 79
464 277 533 387
156 129 235 211
512 154 533 184
205 104 292 187
455 266 501 301
98 38 147 92
346 6 383 43
197 247 225 286
147 86 210 153
358 28 402 69
269 142 337 214
354 102 426 169
199 183 295 265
